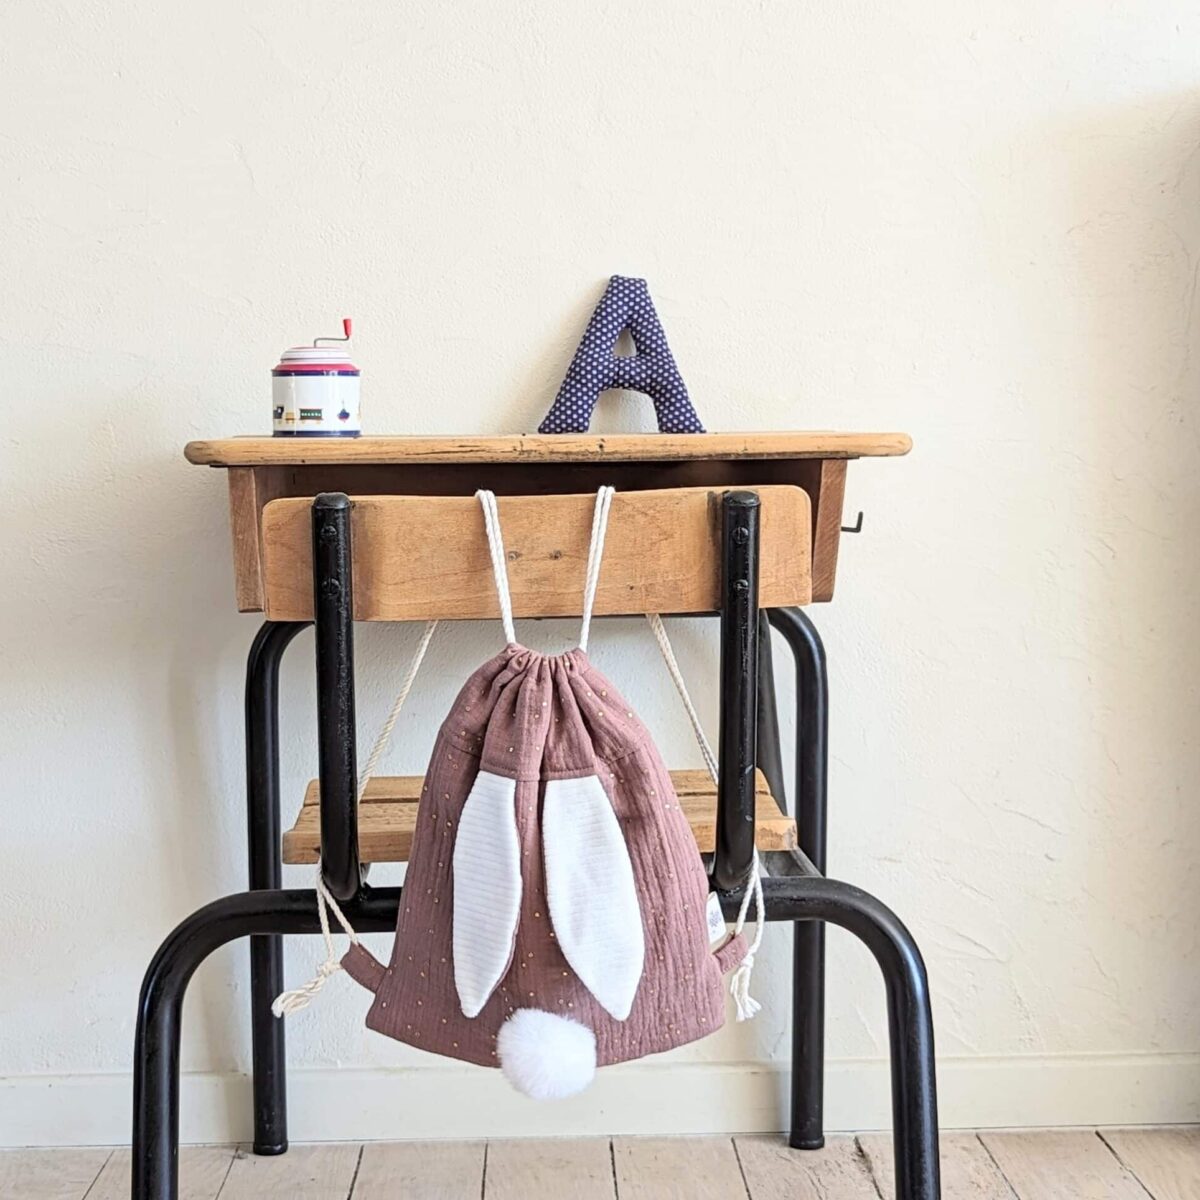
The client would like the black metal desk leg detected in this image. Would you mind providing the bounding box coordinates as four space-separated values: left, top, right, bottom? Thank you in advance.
741 878 940 1200
244 621 307 1156
132 888 405 1200
241 494 361 1161
713 492 760 892
311 493 363 903
767 607 829 1150
755 612 787 807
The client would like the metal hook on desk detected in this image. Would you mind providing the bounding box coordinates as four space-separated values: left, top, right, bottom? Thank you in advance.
841 511 864 534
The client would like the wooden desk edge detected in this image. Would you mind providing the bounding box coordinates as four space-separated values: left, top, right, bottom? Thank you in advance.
194 431 909 611
184 431 913 467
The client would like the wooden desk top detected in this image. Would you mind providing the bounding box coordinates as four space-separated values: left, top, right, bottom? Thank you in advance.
184 431 912 468
188 431 911 610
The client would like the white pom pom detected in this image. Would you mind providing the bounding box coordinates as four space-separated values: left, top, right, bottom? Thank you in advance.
496 1008 596 1100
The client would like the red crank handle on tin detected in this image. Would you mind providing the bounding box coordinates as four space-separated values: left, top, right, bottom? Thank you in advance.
315 317 352 346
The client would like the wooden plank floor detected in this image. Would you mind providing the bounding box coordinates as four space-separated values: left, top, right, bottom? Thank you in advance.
4 1128 1198 1199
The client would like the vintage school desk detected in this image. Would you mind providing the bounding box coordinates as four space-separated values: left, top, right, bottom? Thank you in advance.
128 432 939 1200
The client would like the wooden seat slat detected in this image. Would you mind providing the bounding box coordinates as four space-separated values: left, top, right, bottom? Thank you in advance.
282 769 795 864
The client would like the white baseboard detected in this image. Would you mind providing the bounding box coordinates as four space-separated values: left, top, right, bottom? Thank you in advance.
2 1054 1198 1147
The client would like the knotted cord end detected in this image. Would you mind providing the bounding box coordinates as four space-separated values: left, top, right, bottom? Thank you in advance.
728 849 766 1022
272 957 342 1018
729 955 762 1022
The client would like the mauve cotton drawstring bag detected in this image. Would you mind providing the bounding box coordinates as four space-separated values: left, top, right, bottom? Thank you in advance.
275 487 764 1099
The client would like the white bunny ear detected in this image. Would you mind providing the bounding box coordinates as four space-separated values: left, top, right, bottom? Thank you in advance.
542 775 644 1020
453 771 523 1018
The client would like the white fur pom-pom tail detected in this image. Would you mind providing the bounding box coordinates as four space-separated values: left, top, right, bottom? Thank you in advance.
496 1009 596 1100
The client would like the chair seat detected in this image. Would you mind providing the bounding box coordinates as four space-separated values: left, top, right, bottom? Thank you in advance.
281 769 796 865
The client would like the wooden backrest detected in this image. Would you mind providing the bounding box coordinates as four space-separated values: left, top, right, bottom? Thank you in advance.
260 486 812 622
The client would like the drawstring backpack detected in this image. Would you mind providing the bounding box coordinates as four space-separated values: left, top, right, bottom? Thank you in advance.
275 487 765 1099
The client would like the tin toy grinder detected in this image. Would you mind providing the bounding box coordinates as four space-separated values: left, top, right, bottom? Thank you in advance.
272 318 360 437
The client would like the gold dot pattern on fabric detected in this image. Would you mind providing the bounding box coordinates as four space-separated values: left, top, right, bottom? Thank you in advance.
343 643 745 1070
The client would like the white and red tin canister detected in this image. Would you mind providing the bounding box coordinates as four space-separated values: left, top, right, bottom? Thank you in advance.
272 318 361 436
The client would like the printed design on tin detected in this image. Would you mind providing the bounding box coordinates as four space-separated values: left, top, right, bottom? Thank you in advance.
272 340 362 437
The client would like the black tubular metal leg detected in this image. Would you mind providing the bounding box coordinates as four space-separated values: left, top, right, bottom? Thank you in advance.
750 877 939 1200
133 877 936 1200
768 606 829 1149
311 493 362 902
244 621 307 1157
755 611 788 809
132 887 404 1200
714 491 761 891
766 608 828 874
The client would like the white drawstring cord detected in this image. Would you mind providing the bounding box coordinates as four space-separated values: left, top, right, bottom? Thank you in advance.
727 857 765 1021
273 619 438 1018
646 612 765 1021
476 490 517 645
356 620 439 797
272 873 362 1017
579 486 614 652
479 486 615 653
646 613 719 780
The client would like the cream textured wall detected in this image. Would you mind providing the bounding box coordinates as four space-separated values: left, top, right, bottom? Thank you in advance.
2 0 1200 1145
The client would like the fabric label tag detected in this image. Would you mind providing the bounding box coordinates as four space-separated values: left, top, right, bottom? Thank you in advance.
706 892 726 946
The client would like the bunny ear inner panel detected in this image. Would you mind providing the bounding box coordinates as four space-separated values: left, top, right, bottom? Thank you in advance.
453 770 523 1018
542 774 645 1021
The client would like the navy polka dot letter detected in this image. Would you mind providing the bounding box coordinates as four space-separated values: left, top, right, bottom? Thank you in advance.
538 276 705 435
